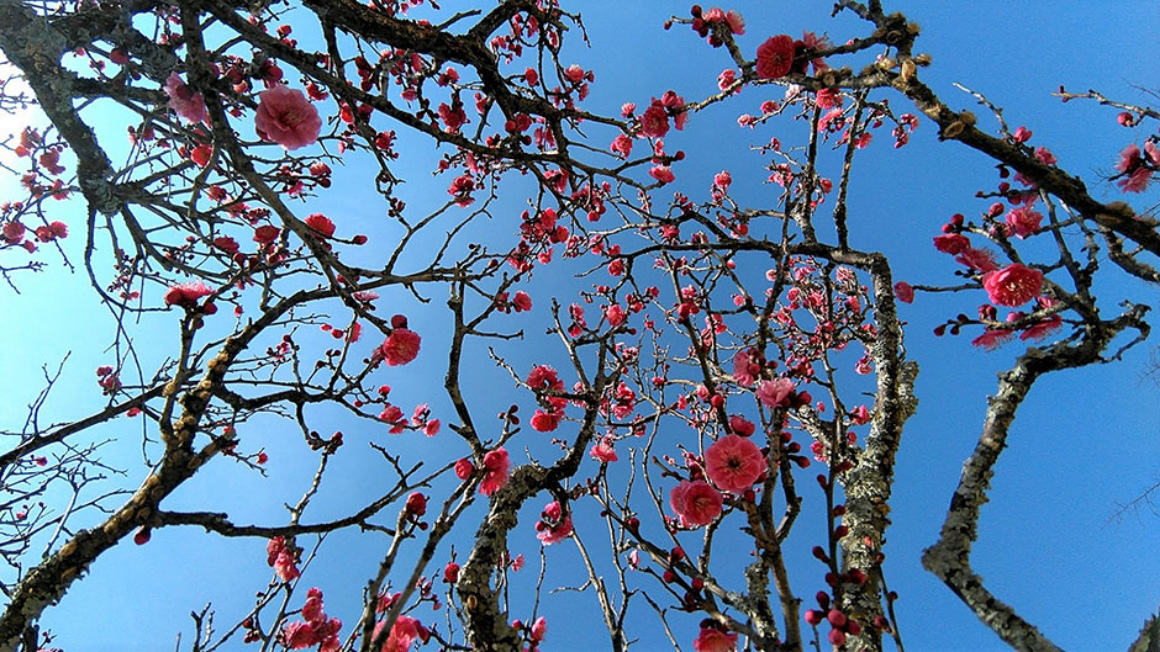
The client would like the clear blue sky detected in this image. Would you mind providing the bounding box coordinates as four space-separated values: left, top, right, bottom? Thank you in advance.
1 2 1158 651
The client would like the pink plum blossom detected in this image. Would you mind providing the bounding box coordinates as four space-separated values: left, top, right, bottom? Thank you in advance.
971 328 1015 351
694 626 738 652
755 378 794 408
253 224 280 245
610 133 633 158
649 165 675 184
255 85 322 150
955 247 999 272
536 500 572 545
164 281 213 308
371 614 422 652
732 348 759 386
455 458 474 479
640 103 669 138
35 221 68 242
381 328 421 366
982 264 1043 307
704 434 765 493
724 10 745 34
1005 205 1042 238
669 479 723 527
479 448 510 496
589 436 618 462
164 72 208 123
2 220 25 244
1116 143 1153 193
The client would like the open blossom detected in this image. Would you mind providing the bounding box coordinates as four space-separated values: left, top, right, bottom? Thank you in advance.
933 233 970 255
704 434 765 493
649 164 675 184
164 72 208 123
283 621 315 649
661 90 689 130
755 35 795 79
437 102 468 132
381 328 421 366
971 327 1015 351
732 348 760 386
755 378 794 408
718 68 738 91
694 626 738 652
1115 143 1153 193
1021 314 1062 341
2 220 25 244
267 537 301 582
724 9 745 34
34 221 68 242
371 614 422 652
589 435 618 462
479 448 510 496
728 414 755 437
640 103 669 138
305 213 335 237
799 30 831 74
1020 296 1062 341
669 479 723 527
528 364 563 391
253 224 281 245
255 85 322 150
610 133 633 158
530 408 562 432
955 246 999 272
1034 146 1057 165
1005 205 1042 238
536 500 572 545
983 263 1043 307
164 281 213 308
282 589 342 651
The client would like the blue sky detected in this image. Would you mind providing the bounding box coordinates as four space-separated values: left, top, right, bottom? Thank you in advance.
2 2 1159 651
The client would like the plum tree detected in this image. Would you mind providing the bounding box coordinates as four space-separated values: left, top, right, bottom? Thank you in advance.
0 1 1156 651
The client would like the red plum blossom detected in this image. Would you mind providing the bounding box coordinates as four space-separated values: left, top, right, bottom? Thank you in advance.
755 35 795 79
305 213 336 238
